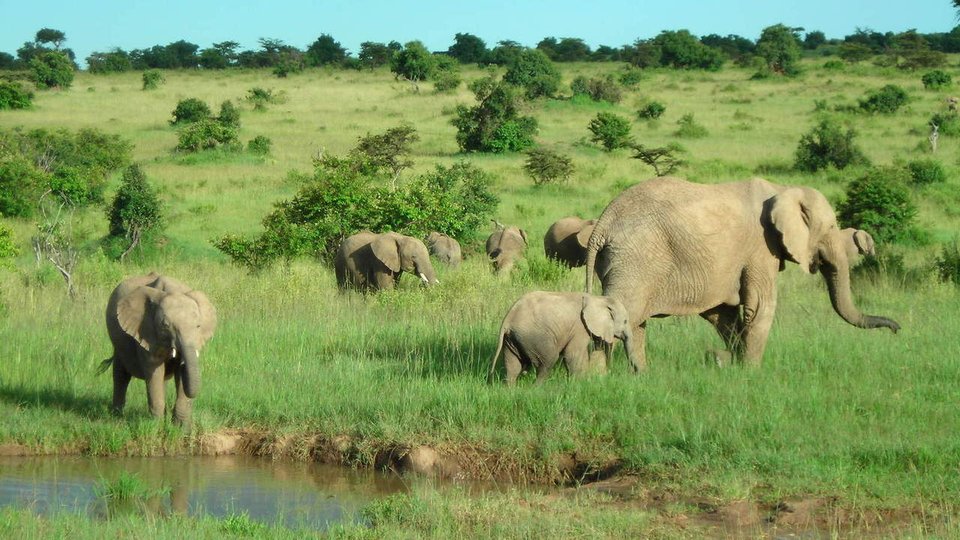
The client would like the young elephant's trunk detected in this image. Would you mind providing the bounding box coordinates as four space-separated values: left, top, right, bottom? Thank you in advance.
180 345 201 398
620 329 643 372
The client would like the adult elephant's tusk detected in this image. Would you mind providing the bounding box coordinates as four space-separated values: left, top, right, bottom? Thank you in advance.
419 272 429 283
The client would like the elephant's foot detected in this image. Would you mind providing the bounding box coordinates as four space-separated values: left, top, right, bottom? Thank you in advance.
705 349 733 368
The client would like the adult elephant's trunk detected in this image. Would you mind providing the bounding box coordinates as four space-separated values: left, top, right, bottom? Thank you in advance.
180 345 201 398
820 240 900 333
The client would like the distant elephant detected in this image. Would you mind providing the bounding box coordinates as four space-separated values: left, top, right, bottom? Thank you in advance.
585 176 900 370
335 231 439 291
486 224 527 275
102 272 217 426
489 291 634 385
426 232 462 268
840 227 875 264
544 216 596 268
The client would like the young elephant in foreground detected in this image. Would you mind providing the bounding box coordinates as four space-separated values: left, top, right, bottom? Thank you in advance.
102 272 217 427
489 291 634 385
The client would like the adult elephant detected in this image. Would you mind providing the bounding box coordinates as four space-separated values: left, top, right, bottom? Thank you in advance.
335 231 439 291
584 176 900 370
544 216 596 268
486 224 527 275
103 273 217 427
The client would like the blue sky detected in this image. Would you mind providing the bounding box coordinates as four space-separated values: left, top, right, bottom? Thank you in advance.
0 0 956 66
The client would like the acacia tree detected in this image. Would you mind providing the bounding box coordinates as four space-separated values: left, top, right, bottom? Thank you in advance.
756 24 803 75
35 28 66 50
390 41 435 90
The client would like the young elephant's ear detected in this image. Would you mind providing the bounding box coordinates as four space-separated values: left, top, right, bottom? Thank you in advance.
853 230 875 257
582 296 615 344
116 286 165 351
186 290 217 344
371 235 401 273
770 188 813 273
575 223 596 249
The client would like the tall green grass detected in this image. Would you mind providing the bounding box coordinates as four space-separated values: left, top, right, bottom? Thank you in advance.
1 59 959 519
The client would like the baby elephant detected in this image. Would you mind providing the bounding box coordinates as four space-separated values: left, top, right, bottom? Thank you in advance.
489 291 634 385
486 223 527 275
841 227 875 264
102 272 217 427
426 231 462 268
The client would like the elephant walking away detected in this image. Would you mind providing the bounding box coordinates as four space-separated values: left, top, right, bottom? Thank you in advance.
585 176 900 370
335 231 439 291
489 291 634 385
426 232 462 268
486 223 527 275
102 273 217 427
544 216 596 268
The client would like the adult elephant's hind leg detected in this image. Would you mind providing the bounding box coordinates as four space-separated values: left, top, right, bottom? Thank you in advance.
700 304 743 364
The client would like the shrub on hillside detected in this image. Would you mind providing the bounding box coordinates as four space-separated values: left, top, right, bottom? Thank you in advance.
247 135 272 156
432 55 461 93
503 48 561 99
0 223 17 267
858 85 908 114
570 74 622 104
837 166 917 244
105 164 164 260
170 98 212 125
141 70 164 90
524 147 574 185
794 118 868 172
906 158 946 186
674 113 708 138
0 81 33 109
921 70 951 90
246 87 281 111
452 78 537 153
30 51 74 89
588 112 632 151
217 100 241 129
0 157 46 218
176 118 239 152
929 112 960 137
935 239 960 286
637 101 666 119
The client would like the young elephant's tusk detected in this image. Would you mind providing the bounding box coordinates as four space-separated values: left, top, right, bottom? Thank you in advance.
171 347 177 359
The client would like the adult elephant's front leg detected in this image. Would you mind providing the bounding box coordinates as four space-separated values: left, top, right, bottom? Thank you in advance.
144 364 167 418
172 369 192 427
738 277 778 366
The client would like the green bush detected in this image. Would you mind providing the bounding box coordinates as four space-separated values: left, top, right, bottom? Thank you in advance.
0 157 46 218
572 75 622 104
794 118 868 172
247 135 272 156
217 100 241 129
246 87 280 111
432 55 461 93
906 159 946 186
503 49 561 99
588 112 633 151
0 81 33 109
214 148 498 270
176 118 239 152
674 113 708 138
618 67 643 87
858 84 909 114
921 70 952 90
929 112 960 137
523 147 574 185
637 101 666 119
0 223 17 267
452 80 537 153
106 164 164 259
935 239 960 286
30 51 74 89
837 166 917 244
170 98 212 125
570 76 589 96
141 70 164 90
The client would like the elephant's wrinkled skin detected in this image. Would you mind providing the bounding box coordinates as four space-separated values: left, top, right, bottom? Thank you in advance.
335 231 439 291
585 176 900 370
426 232 462 268
544 216 596 268
489 291 634 385
103 273 217 427
486 225 527 275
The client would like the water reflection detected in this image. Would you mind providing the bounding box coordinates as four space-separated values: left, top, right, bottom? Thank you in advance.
0 456 408 530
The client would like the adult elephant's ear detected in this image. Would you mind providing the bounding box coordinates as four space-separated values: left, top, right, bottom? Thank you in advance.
116 286 165 351
770 188 813 273
575 223 595 249
582 296 615 344
371 235 401 272
186 290 217 344
518 228 528 245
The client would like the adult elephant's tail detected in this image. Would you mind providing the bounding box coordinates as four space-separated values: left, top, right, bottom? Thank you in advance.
96 357 113 375
487 329 507 384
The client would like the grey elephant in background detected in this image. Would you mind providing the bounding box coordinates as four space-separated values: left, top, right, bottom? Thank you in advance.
489 291 634 385
335 231 439 291
426 232 462 268
102 272 217 427
585 176 900 370
486 223 527 275
544 216 596 268
840 227 875 264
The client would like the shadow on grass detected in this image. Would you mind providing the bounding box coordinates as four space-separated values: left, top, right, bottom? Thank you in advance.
360 329 497 380
0 384 109 420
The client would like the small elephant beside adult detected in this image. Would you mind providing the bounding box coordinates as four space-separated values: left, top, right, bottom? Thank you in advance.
585 176 900 370
489 291 634 385
426 232 462 268
103 272 217 427
544 216 596 268
486 223 527 275
335 231 439 292
841 227 875 264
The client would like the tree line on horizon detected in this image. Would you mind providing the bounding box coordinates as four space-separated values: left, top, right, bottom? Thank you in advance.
2 25 960 75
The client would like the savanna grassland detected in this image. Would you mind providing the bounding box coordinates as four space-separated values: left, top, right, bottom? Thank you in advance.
1 59 960 537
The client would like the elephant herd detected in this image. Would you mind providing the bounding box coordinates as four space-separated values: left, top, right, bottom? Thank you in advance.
101 176 900 426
